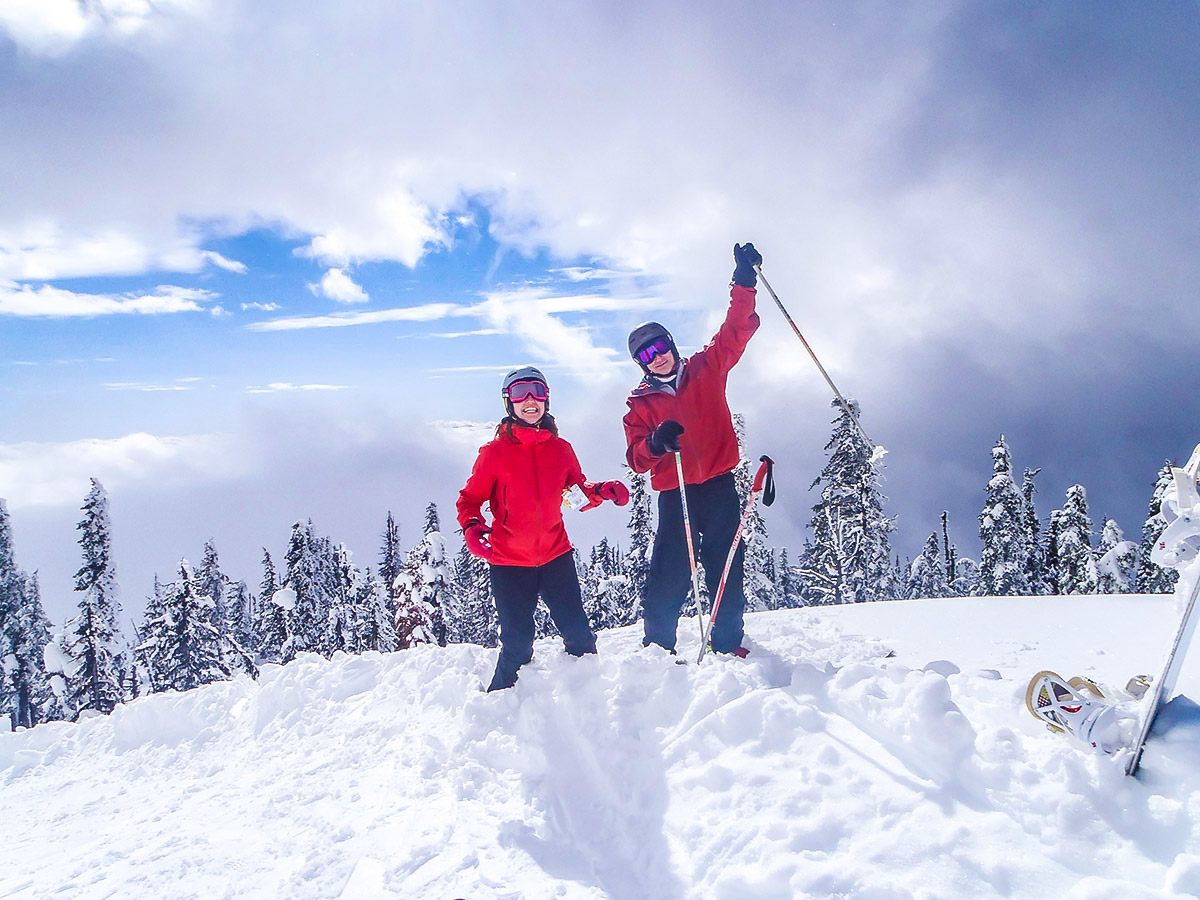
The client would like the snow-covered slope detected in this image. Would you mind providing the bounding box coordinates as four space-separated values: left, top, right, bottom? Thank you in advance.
3 597 1200 900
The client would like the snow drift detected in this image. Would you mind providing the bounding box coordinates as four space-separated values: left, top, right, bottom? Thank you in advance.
3 598 1200 900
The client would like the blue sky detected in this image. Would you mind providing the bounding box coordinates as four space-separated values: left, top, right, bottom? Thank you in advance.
2 1 1198 622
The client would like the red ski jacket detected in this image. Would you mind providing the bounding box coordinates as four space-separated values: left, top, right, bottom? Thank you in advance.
623 284 759 491
456 423 587 567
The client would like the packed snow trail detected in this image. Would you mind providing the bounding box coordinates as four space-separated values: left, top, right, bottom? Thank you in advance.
3 600 1200 899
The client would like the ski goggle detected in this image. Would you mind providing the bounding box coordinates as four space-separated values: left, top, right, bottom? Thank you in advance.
503 379 549 402
635 337 672 365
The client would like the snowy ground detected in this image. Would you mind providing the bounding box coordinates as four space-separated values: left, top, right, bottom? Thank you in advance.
3 595 1200 900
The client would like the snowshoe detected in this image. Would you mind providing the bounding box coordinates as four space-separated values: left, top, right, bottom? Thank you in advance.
1025 670 1123 755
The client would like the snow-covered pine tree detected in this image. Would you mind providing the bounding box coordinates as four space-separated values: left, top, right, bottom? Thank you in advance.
1137 461 1180 594
197 540 228 643
64 478 124 717
940 511 961 591
394 503 452 647
0 498 21 724
733 413 774 611
280 520 334 662
798 399 896 604
1096 518 1139 594
449 544 496 647
352 567 397 653
0 504 58 728
378 511 403 619
141 560 230 692
1055 484 1099 595
621 467 652 626
975 437 1031 597
227 580 255 660
255 548 288 663
907 533 952 599
774 548 803 608
584 538 628 631
951 556 979 597
328 543 360 654
1021 467 1049 595
1043 509 1063 595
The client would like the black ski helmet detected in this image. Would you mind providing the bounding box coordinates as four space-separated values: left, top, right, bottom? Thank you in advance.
628 321 679 373
501 365 550 417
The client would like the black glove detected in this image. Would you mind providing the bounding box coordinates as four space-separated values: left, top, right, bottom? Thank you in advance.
732 242 762 288
647 420 685 456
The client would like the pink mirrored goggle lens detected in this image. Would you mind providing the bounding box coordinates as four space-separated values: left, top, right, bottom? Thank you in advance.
504 380 549 402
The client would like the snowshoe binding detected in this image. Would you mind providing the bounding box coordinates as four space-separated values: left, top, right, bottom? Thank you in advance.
1025 670 1123 755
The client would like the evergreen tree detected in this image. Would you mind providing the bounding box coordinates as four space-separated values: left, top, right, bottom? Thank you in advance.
395 503 453 646
1043 509 1064 595
64 479 124 717
1021 467 1049 594
197 540 228 643
907 533 952 599
141 560 230 692
0 501 57 728
951 556 979 597
228 580 255 660
1097 518 1140 594
449 544 496 647
352 567 398 653
621 468 652 626
775 548 803 609
281 520 334 662
0 498 22 724
584 538 627 631
1055 484 1099 595
328 543 360 654
1137 461 1180 594
975 437 1031 597
733 413 774 611
378 511 403 618
255 548 288 664
799 399 895 604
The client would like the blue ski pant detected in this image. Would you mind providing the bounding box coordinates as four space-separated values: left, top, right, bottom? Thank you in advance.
644 471 746 654
487 550 597 691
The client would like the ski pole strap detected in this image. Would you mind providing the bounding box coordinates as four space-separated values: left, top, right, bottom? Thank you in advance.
754 455 776 507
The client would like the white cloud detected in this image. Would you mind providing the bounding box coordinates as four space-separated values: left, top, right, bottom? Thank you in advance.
241 301 281 312
245 303 462 332
243 383 350 393
104 382 194 392
201 251 248 274
0 0 199 56
0 432 239 509
0 282 215 317
311 268 369 305
471 287 624 376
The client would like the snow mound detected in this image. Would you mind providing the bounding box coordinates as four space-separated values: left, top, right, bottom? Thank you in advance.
2 599 1200 899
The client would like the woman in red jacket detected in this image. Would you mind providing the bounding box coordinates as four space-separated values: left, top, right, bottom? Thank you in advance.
457 366 629 691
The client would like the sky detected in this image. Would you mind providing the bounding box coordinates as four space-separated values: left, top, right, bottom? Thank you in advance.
2 1 1199 624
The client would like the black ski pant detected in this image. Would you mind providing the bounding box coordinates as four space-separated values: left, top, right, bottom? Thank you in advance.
487 550 597 692
644 471 746 654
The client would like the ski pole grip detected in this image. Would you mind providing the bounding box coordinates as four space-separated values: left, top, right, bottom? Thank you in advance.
753 455 776 507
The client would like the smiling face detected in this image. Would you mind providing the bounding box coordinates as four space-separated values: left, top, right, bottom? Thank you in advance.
515 395 546 425
647 349 677 376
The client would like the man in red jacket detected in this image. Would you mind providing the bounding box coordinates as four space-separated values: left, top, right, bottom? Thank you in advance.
623 243 762 657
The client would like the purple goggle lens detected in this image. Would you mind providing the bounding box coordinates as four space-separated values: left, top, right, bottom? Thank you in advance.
504 379 549 402
636 337 672 365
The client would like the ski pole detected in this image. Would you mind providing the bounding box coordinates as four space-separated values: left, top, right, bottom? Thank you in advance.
754 265 887 463
698 456 775 663
674 450 707 647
